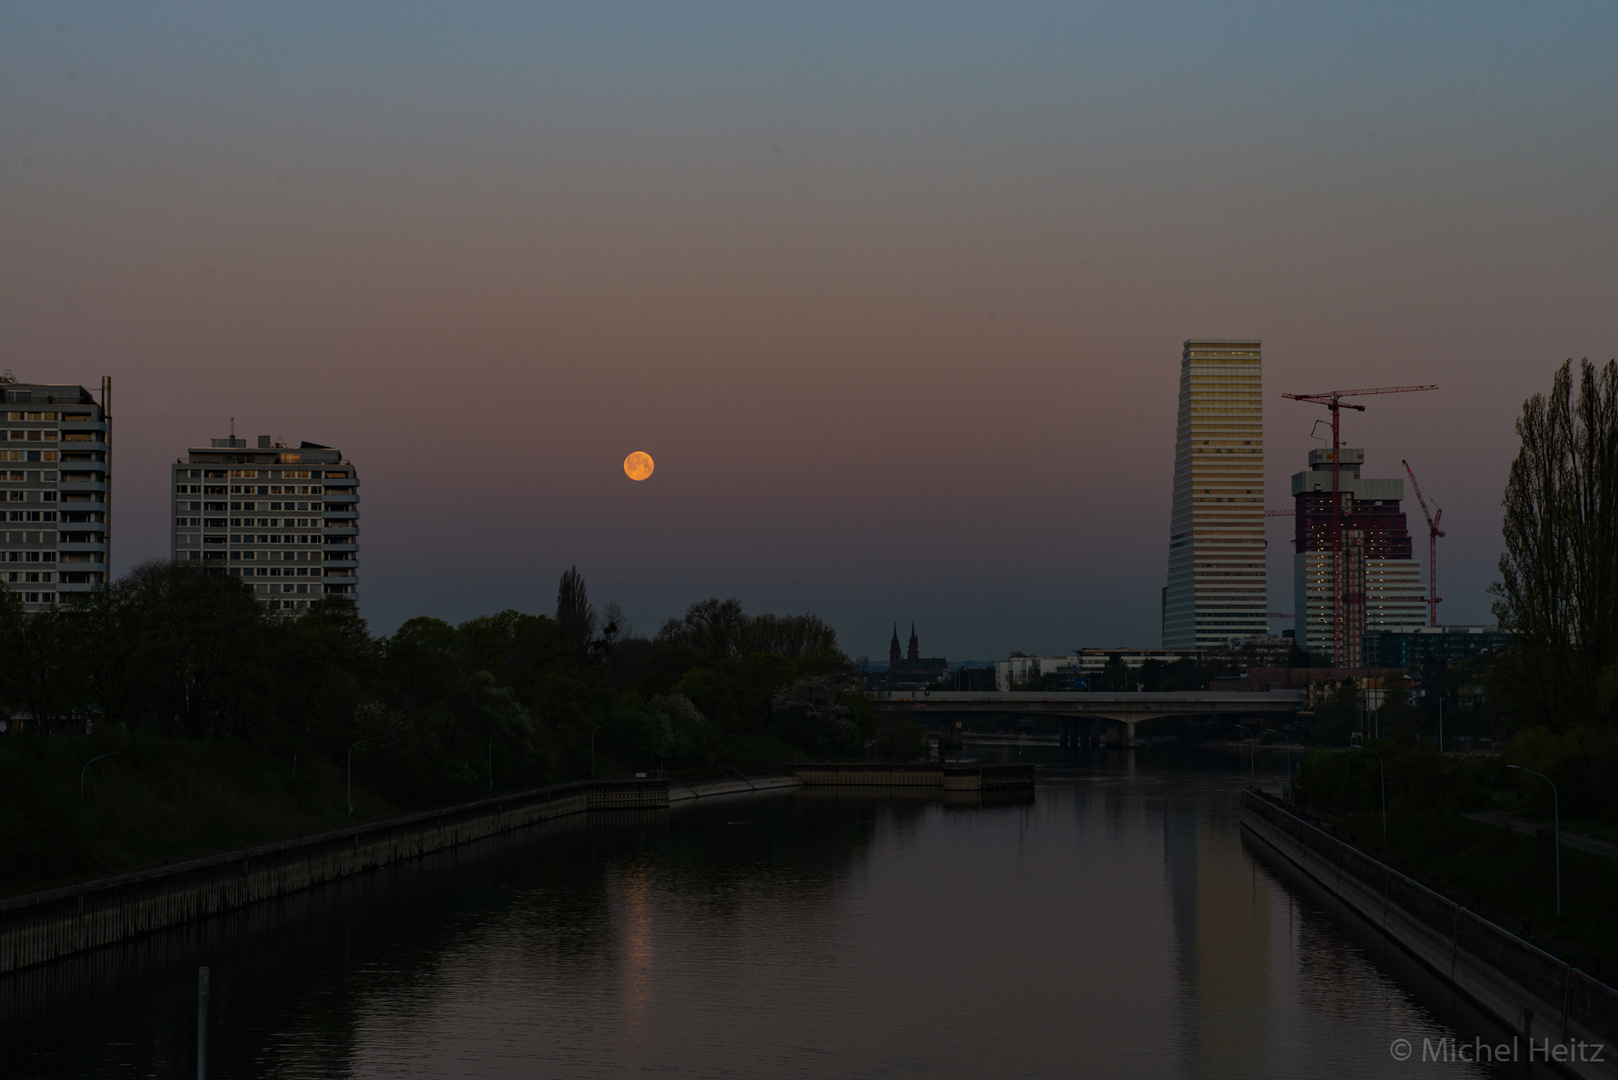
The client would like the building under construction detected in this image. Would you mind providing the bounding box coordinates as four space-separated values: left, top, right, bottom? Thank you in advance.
1292 447 1426 663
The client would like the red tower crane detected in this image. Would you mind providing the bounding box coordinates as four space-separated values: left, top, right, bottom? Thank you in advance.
1282 385 1438 666
1402 459 1444 627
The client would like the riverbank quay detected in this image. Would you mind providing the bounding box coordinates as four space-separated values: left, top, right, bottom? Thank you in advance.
0 777 667 976
2 762 1036 975
1241 788 1618 1079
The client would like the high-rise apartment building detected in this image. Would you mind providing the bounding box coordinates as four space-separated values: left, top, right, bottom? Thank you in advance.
171 434 359 614
1163 340 1267 649
1 375 111 611
1291 447 1426 664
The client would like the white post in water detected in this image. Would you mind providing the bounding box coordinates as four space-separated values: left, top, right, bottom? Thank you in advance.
197 966 210 1080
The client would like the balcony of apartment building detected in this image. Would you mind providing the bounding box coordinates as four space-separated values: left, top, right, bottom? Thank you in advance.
56 569 106 588
56 428 108 449
321 506 359 521
57 533 106 554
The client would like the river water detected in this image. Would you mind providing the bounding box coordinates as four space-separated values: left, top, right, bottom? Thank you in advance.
1 750 1532 1078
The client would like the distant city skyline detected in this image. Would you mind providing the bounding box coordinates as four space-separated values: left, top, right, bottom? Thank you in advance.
5 4 1616 658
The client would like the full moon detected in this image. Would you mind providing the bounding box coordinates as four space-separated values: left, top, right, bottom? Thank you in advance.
623 451 655 481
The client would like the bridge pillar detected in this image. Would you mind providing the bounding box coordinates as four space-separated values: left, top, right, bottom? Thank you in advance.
1059 719 1070 752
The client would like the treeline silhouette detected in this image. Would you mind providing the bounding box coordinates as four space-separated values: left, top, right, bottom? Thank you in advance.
0 562 876 810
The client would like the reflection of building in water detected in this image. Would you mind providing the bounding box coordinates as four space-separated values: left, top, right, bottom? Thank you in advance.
1164 798 1270 1075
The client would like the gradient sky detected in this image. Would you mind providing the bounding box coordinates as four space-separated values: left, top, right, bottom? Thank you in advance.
4 2 1616 660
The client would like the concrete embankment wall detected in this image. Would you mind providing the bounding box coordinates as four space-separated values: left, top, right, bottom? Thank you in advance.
670 767 805 802
793 763 1036 790
0 778 666 977
1241 789 1618 1080
2 762 1038 976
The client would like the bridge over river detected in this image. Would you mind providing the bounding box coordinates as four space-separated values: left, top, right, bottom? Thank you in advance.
869 690 1305 747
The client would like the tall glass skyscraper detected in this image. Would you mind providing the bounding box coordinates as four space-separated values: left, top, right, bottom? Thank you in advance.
1163 340 1267 649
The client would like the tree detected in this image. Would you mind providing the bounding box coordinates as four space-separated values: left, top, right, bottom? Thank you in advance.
0 587 25 717
556 566 597 664
1491 358 1618 732
69 573 150 731
14 605 77 732
144 565 267 738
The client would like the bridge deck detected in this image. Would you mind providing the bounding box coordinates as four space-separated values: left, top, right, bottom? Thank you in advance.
870 689 1303 721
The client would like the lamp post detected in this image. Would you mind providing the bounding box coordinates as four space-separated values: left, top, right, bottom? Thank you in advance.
1352 743 1386 842
347 738 370 818
1507 764 1560 916
80 751 119 801
589 723 607 776
488 730 509 790
1234 724 1256 786
1283 727 1293 802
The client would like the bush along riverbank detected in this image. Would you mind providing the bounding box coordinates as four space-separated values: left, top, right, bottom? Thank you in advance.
0 565 919 900
1296 741 1618 968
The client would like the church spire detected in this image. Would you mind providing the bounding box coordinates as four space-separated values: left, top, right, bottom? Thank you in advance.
908 622 920 663
889 623 902 669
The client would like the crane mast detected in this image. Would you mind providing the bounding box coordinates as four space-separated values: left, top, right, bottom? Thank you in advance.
1283 385 1437 666
1402 459 1444 628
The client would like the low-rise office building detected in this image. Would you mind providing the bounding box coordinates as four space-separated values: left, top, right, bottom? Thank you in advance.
1 375 111 611
171 434 358 613
996 648 1206 690
1361 625 1514 670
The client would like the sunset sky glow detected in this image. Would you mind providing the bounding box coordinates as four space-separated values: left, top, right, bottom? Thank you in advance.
4 3 1616 659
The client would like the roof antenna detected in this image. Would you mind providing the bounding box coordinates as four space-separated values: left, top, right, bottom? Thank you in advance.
230 416 235 440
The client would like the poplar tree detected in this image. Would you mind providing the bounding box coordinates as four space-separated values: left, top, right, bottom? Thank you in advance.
555 565 597 664
1491 358 1618 731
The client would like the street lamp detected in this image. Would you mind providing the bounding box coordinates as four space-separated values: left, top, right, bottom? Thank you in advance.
1507 764 1560 916
488 730 509 790
589 722 608 776
1233 724 1257 785
80 751 119 801
1349 743 1386 842
347 738 370 818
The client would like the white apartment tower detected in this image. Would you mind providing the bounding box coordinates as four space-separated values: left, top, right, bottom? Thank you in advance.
1163 340 1267 649
1 374 111 611
171 434 359 614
